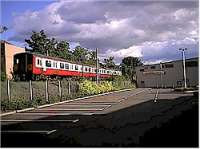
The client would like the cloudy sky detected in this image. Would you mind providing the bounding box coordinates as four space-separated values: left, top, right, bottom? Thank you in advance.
1 0 199 64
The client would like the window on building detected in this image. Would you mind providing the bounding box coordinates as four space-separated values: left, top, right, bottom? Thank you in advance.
141 81 144 83
186 61 198 67
165 63 174 68
60 63 64 69
150 66 156 69
65 64 69 69
140 69 144 72
75 65 78 70
45 60 51 67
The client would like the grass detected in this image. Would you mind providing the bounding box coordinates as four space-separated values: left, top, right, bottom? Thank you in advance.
1 79 134 112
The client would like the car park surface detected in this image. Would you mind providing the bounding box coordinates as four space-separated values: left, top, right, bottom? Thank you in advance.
1 88 198 147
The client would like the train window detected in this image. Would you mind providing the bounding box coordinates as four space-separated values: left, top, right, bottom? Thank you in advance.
85 67 88 72
37 59 40 65
71 65 74 70
53 62 57 68
45 60 51 67
16 59 19 64
65 64 69 69
60 63 64 69
39 60 42 66
89 68 91 72
75 65 78 70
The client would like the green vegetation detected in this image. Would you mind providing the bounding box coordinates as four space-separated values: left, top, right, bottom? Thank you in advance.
1 78 134 112
121 56 143 83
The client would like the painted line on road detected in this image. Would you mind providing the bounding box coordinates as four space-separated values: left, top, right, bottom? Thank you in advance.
15 112 93 116
1 88 138 117
0 119 79 123
33 108 106 111
1 129 57 135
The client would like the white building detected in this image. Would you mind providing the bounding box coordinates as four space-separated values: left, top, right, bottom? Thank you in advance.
136 57 198 88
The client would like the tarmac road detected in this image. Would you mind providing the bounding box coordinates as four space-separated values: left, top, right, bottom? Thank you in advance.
1 88 198 147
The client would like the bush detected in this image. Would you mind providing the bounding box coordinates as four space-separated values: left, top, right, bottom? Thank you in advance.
79 80 114 96
1 72 6 81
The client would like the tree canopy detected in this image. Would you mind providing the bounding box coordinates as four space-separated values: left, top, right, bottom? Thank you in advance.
121 56 143 82
25 30 123 70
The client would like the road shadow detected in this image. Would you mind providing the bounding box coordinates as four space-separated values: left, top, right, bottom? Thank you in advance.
1 95 198 147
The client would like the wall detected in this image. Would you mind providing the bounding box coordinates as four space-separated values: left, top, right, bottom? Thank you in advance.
3 41 25 79
136 58 198 88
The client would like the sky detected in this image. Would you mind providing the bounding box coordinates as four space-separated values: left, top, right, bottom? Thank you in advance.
1 0 199 64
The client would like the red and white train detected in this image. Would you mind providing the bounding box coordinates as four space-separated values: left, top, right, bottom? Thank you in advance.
13 52 122 80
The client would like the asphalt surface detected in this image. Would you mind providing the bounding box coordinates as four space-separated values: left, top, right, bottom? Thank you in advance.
1 88 198 147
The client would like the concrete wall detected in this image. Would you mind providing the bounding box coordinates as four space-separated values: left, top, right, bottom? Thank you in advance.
136 58 198 88
1 41 25 79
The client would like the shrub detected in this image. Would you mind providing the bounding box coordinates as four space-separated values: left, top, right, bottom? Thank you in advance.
79 80 114 96
1 72 6 81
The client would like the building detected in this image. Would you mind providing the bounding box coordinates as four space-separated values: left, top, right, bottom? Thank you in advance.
1 40 25 79
136 57 198 88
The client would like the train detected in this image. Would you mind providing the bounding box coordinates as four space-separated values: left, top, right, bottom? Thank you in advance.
13 52 122 80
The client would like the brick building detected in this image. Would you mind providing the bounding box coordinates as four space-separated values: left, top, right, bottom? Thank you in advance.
1 40 25 79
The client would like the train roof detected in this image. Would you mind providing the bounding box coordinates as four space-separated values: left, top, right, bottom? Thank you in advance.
15 52 121 71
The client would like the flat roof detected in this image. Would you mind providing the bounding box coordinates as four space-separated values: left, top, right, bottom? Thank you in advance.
140 57 198 67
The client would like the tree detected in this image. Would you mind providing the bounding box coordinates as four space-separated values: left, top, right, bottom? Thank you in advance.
25 30 72 60
73 46 89 63
121 56 143 83
104 56 116 68
25 30 56 55
0 26 8 33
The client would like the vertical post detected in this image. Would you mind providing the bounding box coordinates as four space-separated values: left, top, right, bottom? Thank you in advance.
68 79 71 95
179 48 187 89
58 79 62 101
160 63 163 88
29 80 33 101
96 48 99 84
7 79 11 101
45 79 49 103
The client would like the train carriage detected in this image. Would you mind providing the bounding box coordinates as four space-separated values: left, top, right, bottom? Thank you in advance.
13 52 122 80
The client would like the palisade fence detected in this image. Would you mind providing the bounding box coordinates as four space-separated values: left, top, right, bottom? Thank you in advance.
1 79 134 112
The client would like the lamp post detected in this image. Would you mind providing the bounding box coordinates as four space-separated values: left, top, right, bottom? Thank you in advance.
160 62 163 88
96 48 99 84
179 48 187 89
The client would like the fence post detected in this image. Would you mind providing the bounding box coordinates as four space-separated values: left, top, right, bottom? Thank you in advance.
68 79 71 95
7 79 11 101
29 80 33 101
58 79 62 101
45 79 49 103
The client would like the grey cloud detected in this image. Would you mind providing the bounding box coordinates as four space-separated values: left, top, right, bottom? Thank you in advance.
8 0 198 63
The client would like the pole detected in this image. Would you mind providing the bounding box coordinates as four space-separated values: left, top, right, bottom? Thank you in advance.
179 48 187 89
7 79 11 101
45 78 49 103
160 63 163 88
58 80 62 101
96 48 99 84
29 80 33 101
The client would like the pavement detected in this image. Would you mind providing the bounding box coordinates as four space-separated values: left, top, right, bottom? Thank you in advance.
1 88 198 147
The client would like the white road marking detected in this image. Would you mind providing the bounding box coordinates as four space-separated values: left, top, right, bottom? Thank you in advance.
1 129 57 135
34 108 105 111
1 119 79 123
15 112 92 116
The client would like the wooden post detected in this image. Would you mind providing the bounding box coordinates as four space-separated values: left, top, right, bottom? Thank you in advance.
68 79 71 95
58 80 62 101
7 79 11 101
29 80 33 101
45 79 49 103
